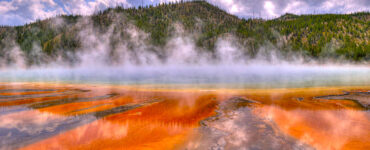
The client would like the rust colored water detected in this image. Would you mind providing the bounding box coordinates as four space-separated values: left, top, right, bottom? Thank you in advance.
0 82 369 150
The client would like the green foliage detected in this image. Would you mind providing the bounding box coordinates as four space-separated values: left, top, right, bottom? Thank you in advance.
265 12 369 60
0 1 369 66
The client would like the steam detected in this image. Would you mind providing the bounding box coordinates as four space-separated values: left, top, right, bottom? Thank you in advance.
183 107 311 149
0 14 369 88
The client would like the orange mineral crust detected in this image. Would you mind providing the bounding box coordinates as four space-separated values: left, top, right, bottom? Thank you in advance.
0 82 369 150
21 93 220 150
255 106 370 150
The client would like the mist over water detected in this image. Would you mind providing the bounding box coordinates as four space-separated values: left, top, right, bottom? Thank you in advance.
0 64 369 88
0 15 369 88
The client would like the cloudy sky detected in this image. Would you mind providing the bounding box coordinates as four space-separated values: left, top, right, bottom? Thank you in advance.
0 0 369 26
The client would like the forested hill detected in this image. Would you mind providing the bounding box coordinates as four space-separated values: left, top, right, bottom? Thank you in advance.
0 1 369 66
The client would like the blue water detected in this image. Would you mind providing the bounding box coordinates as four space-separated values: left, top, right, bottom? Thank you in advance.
0 64 369 88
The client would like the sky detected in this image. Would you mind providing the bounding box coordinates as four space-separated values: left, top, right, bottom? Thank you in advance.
0 0 369 26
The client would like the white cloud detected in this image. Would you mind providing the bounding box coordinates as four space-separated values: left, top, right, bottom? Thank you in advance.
210 0 244 14
207 0 370 19
0 1 17 14
63 0 131 15
0 0 369 25
264 1 277 17
283 1 308 14
0 0 65 25
0 0 131 25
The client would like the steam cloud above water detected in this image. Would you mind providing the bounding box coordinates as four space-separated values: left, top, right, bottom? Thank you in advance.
1 64 369 88
0 15 369 88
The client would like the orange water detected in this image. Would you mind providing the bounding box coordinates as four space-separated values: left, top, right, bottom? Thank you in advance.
0 82 369 150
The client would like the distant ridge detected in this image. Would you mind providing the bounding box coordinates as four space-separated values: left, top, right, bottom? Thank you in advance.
277 13 299 21
0 1 369 66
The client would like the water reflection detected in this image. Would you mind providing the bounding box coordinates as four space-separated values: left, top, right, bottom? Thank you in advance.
256 107 370 150
0 82 368 149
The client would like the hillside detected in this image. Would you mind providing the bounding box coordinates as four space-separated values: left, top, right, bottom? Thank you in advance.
0 1 369 66
268 12 369 60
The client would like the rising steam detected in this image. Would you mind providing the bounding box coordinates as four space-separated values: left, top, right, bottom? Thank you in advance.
0 14 369 88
